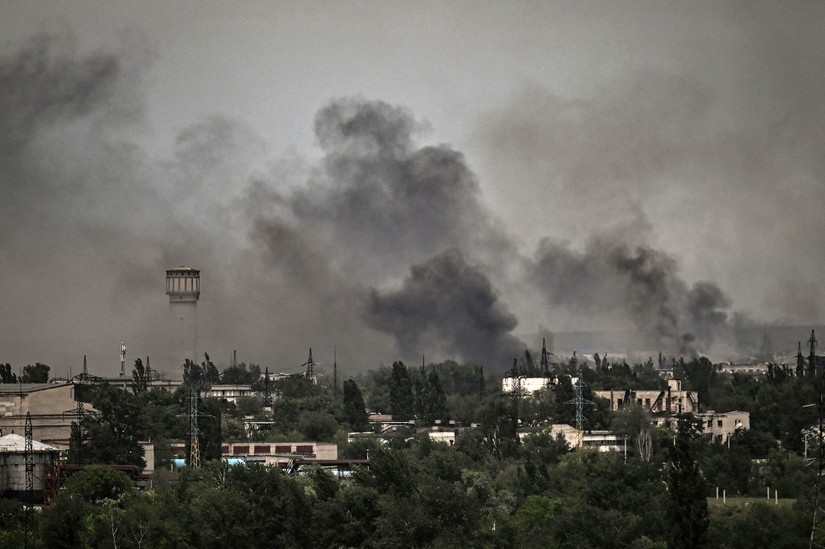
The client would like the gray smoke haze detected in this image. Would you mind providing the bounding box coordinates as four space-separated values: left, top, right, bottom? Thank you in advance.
4 7 823 378
273 98 515 283
472 6 825 333
530 234 732 356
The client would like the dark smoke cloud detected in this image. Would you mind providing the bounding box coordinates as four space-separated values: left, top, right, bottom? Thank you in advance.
249 98 522 371
530 234 731 355
271 97 514 283
364 248 524 368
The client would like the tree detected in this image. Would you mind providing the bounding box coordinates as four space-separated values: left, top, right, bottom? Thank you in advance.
389 361 414 421
342 379 369 432
415 366 447 425
183 354 220 393
0 363 17 384
666 414 708 549
298 410 339 441
62 466 136 504
131 357 149 393
21 362 49 383
611 403 654 461
69 384 146 467
220 362 261 385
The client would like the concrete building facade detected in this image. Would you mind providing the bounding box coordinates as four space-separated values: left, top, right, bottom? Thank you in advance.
0 383 84 449
594 379 699 415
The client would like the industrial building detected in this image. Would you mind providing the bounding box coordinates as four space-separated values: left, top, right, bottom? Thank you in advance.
594 379 699 415
170 441 337 468
0 382 85 449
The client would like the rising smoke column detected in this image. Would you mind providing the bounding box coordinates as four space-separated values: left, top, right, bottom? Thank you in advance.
530 234 732 355
274 97 515 282
250 97 523 369
364 248 525 370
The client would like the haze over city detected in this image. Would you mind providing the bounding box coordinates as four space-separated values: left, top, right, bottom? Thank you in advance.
1 2 823 377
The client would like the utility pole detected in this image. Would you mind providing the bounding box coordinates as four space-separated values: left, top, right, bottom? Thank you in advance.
305 348 315 381
188 387 201 468
540 338 552 375
333 349 338 400
566 371 594 449
24 412 33 548
809 365 825 548
263 366 272 408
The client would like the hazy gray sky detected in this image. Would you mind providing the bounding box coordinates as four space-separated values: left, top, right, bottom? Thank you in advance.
1 2 823 376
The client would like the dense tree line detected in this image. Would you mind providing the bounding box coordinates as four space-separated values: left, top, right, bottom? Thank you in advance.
1 352 819 546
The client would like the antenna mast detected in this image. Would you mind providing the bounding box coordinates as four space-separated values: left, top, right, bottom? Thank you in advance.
120 341 127 377
333 349 338 399
263 367 272 408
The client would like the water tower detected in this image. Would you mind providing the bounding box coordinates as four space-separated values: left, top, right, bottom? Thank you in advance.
166 267 200 371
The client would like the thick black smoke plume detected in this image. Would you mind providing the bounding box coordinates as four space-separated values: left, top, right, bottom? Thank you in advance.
364 248 524 367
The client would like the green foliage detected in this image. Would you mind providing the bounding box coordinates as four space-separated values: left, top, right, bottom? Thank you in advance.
69 384 146 467
596 360 666 391
389 361 414 420
706 502 809 549
298 410 338 441
30 353 824 547
21 362 49 383
131 357 149 393
674 357 716 408
183 354 220 393
198 398 223 462
63 466 137 504
342 379 370 431
220 362 261 385
666 414 709 549
0 363 17 383
414 366 447 425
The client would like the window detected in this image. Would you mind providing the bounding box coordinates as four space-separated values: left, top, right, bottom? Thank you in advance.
233 445 249 455
275 445 291 454
717 420 723 428
254 445 270 455
296 445 313 455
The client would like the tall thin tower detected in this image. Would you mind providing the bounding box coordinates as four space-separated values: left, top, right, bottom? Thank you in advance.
166 267 200 371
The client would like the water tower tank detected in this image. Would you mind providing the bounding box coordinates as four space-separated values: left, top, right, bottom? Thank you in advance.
166 267 200 302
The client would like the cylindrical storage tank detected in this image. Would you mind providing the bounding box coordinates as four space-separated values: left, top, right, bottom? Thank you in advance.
0 434 60 504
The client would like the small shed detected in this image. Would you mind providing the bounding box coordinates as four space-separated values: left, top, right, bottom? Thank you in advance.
0 433 60 502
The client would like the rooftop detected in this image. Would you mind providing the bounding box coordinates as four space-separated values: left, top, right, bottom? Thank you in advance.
0 433 60 453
